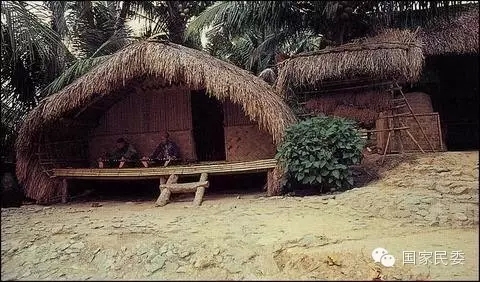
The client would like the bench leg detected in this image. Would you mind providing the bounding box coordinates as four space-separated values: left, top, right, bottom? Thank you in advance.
156 188 171 207
61 179 68 203
155 175 175 207
193 173 208 206
193 187 205 206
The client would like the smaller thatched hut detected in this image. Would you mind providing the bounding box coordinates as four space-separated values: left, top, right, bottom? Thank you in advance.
276 29 425 96
275 28 447 153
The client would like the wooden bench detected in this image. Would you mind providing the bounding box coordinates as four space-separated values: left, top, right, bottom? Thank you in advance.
156 173 209 207
52 159 278 206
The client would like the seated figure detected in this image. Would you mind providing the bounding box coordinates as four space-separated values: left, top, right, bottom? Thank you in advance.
97 138 139 168
141 132 180 167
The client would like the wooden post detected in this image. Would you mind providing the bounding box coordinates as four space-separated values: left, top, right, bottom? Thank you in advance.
267 167 283 196
381 131 392 165
155 174 178 207
193 173 208 206
61 179 68 204
160 176 166 185
436 114 444 151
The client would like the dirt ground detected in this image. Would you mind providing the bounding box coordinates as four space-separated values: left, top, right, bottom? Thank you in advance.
1 151 478 280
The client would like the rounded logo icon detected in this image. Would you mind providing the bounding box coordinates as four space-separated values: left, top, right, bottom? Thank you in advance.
380 254 396 267
372 247 388 263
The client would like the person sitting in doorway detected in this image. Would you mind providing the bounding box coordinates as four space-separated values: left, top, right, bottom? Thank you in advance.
97 138 139 168
141 132 180 167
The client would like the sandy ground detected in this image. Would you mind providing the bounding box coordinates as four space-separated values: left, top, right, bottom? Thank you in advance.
1 151 479 280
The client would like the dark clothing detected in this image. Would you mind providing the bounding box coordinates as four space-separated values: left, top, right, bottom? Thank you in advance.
149 140 180 160
110 143 139 161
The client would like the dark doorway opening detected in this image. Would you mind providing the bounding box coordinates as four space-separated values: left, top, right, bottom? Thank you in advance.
191 89 226 161
409 55 479 151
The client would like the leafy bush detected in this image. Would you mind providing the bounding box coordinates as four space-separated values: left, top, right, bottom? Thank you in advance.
276 116 365 191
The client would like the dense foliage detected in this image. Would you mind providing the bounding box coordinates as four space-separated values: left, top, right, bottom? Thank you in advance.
187 1 472 73
0 1 474 160
276 116 366 192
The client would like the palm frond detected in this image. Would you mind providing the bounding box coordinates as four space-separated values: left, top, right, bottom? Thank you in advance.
1 1 66 64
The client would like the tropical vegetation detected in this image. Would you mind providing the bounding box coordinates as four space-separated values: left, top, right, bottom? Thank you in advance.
1 0 475 160
276 116 365 192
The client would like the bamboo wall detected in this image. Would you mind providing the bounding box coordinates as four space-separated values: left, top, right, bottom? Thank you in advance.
88 88 276 164
89 86 196 163
223 101 276 161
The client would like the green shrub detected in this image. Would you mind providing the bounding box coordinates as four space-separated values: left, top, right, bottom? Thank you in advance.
276 116 366 191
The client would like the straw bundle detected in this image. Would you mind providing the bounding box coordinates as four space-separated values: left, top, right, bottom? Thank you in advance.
276 29 424 95
16 40 297 203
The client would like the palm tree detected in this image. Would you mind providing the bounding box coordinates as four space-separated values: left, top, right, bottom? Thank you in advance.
187 1 473 74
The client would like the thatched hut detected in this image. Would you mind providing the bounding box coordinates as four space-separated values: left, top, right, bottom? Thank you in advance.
277 2 479 152
276 29 425 96
275 28 446 153
16 40 297 204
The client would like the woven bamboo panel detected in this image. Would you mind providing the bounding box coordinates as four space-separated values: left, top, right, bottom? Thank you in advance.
164 87 191 131
89 85 195 164
224 125 276 161
375 112 445 153
223 101 254 126
53 159 277 179
399 113 444 152
93 85 192 135
148 88 167 132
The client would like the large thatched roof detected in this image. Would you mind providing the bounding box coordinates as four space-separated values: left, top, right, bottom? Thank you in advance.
16 40 297 203
420 6 479 56
276 29 424 95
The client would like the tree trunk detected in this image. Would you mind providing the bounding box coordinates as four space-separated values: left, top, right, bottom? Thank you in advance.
166 1 186 44
115 1 131 31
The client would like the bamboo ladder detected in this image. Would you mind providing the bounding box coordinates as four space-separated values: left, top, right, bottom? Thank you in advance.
380 81 436 164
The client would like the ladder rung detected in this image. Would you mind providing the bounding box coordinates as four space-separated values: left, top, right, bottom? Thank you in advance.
392 104 407 109
391 98 406 102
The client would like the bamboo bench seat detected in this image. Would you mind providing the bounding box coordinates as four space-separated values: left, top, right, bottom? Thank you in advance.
52 159 278 205
51 159 277 179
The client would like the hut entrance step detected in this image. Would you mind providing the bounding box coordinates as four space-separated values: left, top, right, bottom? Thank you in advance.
155 173 209 207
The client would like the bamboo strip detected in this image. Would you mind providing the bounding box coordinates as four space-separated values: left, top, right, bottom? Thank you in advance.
53 159 278 178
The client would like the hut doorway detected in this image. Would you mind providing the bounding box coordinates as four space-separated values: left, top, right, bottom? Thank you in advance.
191 90 226 161
419 55 479 151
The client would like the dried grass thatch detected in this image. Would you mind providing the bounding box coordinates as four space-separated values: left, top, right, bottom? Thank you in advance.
16 40 297 204
420 6 479 56
276 29 424 95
